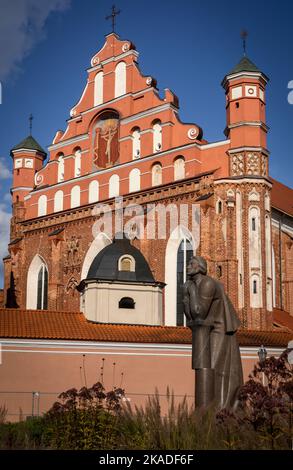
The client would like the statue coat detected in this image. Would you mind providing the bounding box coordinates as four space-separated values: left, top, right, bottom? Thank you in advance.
183 274 243 409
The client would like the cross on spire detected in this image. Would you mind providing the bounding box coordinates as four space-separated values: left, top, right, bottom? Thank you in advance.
241 30 248 56
106 5 121 33
29 113 33 136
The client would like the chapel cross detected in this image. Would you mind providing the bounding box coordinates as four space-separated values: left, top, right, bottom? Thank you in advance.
106 5 121 33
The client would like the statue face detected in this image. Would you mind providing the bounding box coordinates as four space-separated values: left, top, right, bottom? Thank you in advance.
186 258 200 276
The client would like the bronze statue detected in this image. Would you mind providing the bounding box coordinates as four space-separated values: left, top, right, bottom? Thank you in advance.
183 256 243 409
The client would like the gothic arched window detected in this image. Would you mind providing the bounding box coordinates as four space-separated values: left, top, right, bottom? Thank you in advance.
176 238 194 326
37 264 48 310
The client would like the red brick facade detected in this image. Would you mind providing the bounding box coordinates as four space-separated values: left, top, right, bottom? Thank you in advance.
3 33 293 330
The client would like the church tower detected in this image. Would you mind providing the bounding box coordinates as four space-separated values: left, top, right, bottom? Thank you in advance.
220 55 272 329
10 135 46 238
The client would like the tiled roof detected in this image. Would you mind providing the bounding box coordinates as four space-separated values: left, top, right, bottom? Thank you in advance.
0 309 292 347
228 56 261 75
11 135 46 156
270 178 293 216
273 308 293 332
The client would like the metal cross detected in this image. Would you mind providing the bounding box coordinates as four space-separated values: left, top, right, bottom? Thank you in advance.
106 5 121 33
241 30 248 56
29 113 33 135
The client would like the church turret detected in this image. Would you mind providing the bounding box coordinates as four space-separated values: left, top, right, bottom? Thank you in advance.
222 56 269 177
222 56 269 150
10 135 46 204
218 52 273 330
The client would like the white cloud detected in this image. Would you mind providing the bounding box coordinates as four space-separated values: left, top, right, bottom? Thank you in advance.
0 158 11 179
0 203 11 288
0 0 71 80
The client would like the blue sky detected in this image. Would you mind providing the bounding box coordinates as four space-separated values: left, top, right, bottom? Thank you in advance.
0 0 292 287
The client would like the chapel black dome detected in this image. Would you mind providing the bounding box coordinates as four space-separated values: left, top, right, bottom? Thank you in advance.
86 236 155 283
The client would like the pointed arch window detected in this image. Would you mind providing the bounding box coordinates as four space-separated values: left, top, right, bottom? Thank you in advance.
37 264 48 310
176 238 194 326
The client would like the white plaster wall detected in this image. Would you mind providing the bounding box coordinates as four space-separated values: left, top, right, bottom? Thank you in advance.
84 282 163 325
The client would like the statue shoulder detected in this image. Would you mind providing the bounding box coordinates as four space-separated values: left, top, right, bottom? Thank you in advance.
200 275 217 296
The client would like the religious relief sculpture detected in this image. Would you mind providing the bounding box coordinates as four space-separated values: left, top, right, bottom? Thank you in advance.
64 236 81 274
183 256 243 409
93 117 119 168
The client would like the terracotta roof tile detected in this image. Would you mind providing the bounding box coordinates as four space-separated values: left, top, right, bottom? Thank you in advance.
273 308 293 332
0 309 292 347
270 178 293 216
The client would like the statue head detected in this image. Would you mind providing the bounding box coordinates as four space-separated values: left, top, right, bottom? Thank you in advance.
186 256 207 277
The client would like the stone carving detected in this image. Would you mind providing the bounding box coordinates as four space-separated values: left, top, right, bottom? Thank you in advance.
64 236 81 274
187 128 199 140
247 153 259 175
231 153 244 176
261 155 267 176
183 256 243 409
66 276 79 293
